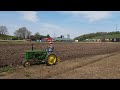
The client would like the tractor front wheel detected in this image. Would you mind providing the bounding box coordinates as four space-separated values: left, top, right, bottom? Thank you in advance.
22 60 31 67
46 54 57 66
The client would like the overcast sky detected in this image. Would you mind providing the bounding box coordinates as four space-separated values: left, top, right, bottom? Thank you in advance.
0 11 120 39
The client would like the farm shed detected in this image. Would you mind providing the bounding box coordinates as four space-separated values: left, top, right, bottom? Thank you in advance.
54 38 73 42
85 39 99 42
41 38 54 42
103 35 120 42
111 38 120 42
75 40 79 42
87 34 120 42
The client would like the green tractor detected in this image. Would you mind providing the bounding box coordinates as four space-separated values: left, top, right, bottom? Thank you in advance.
22 44 60 67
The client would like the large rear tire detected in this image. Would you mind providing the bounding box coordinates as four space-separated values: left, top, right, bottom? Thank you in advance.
46 54 57 66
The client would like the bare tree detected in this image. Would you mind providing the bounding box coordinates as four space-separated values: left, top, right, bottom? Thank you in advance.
14 27 32 39
0 26 8 35
26 31 32 39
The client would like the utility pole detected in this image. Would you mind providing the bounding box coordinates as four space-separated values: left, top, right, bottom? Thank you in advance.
54 33 55 38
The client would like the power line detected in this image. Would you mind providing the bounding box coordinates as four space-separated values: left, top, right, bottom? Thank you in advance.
116 24 118 31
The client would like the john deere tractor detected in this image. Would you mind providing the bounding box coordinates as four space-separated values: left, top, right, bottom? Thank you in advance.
22 44 59 67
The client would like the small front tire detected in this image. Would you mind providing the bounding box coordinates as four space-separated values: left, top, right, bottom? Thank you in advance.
22 60 31 67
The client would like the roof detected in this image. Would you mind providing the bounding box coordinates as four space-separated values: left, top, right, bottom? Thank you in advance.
42 38 53 40
54 38 73 41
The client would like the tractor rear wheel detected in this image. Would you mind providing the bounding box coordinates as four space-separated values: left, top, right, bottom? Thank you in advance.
46 54 57 66
23 60 31 67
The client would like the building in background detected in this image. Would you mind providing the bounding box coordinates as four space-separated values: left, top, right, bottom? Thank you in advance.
75 40 78 42
41 38 54 42
67 34 70 39
53 34 73 42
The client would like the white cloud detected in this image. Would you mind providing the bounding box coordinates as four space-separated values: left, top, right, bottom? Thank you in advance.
5 22 77 39
17 11 38 22
37 23 75 39
59 11 112 22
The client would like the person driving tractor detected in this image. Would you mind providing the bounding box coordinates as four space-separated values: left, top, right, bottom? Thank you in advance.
46 41 61 62
46 41 54 53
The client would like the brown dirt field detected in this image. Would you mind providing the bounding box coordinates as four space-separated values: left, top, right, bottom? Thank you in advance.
49 51 120 79
0 51 120 79
1 42 120 67
1 42 120 79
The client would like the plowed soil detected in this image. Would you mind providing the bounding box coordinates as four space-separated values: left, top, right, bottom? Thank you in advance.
0 42 120 67
0 51 120 79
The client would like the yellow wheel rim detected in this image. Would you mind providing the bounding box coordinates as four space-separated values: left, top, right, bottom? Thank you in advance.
48 54 57 65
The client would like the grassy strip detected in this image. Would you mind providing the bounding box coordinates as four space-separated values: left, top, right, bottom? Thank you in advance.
0 66 16 73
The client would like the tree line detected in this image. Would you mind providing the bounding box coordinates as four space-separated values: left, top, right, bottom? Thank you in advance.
74 31 120 41
0 26 8 35
0 25 50 40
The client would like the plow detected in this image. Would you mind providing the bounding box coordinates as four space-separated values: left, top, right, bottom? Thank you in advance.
22 44 61 67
